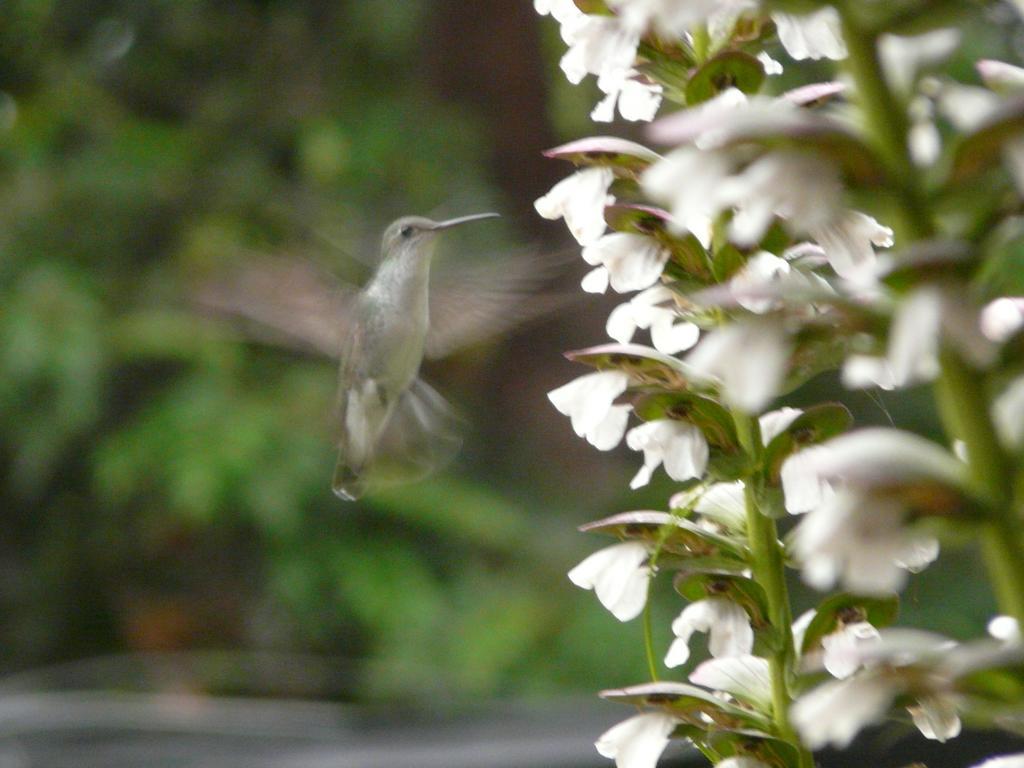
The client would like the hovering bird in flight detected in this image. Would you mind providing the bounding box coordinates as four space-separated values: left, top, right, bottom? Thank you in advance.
196 212 567 500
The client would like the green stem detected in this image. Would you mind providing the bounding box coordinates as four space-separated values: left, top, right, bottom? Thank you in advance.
734 413 812 767
644 522 679 683
642 598 659 682
837 8 934 240
691 24 711 65
935 349 1024 623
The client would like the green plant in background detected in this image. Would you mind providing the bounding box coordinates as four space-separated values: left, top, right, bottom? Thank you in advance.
0 1 656 701
536 0 1024 766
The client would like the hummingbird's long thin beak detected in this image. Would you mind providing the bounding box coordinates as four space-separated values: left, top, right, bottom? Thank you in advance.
428 212 501 231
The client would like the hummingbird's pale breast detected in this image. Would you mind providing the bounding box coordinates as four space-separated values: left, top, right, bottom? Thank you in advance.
355 241 433 393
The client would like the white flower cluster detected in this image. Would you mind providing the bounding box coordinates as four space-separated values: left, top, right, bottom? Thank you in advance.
564 409 960 764
534 3 1024 767
535 0 847 123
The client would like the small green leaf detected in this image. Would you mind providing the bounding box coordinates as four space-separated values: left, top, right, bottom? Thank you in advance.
600 681 772 731
632 391 748 480
978 217 1024 299
674 572 771 629
949 94 1024 186
710 244 747 283
686 51 765 105
702 728 804 768
604 204 714 282
877 239 976 292
580 510 748 563
633 392 739 452
763 403 853 483
543 136 661 176
565 342 692 389
800 593 900 656
649 109 888 188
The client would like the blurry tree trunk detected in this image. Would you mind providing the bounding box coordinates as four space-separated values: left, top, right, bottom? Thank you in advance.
423 0 563 234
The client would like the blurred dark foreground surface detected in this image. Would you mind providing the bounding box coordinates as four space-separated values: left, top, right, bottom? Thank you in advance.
0 655 1021 768
0 688 626 768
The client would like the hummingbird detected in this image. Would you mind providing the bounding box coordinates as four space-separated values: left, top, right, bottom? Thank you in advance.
195 212 568 500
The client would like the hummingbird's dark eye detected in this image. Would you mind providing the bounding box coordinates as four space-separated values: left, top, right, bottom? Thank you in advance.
399 225 414 238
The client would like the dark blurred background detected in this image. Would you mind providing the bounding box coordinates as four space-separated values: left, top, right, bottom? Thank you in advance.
0 0 1012 763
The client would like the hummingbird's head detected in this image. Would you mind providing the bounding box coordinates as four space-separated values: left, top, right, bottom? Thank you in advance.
380 212 500 261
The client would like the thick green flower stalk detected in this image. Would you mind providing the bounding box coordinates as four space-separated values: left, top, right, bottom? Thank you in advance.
535 1 1024 767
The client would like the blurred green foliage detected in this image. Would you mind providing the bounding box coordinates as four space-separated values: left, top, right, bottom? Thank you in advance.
0 0 655 702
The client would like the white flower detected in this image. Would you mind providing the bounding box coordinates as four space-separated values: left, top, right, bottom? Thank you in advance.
689 655 772 711
989 615 1021 644
686 320 791 413
759 407 803 445
796 628 980 748
606 286 699 354
971 754 1024 768
994 376 1024 449
888 286 942 385
626 419 709 489
841 353 897 390
758 51 783 76
791 489 939 594
909 695 962 742
822 621 881 679
791 673 897 749
978 59 1024 93
791 609 815 656
909 95 941 167
692 481 747 532
805 427 967 489
772 7 847 61
582 233 671 293
1004 137 1024 197
719 150 844 247
646 100 848 247
642 145 735 247
608 0 747 36
879 29 961 93
809 211 893 282
558 14 639 87
547 9 665 124
981 297 1024 343
595 712 677 768
569 541 651 621
938 83 1000 131
718 759 772 768
780 445 834 514
845 287 995 390
592 76 663 122
533 0 582 25
582 266 610 294
728 251 791 313
534 167 614 245
548 370 631 450
665 597 754 668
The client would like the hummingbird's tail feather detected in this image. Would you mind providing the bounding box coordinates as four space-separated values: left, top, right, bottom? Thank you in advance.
332 461 368 501
332 378 462 501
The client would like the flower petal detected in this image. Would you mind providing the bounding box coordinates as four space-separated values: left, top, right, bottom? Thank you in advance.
595 712 677 768
689 655 772 711
568 542 651 622
792 674 897 749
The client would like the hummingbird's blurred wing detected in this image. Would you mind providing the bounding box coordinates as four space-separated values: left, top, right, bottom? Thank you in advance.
424 251 574 359
333 376 462 501
193 256 356 357
196 251 573 361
